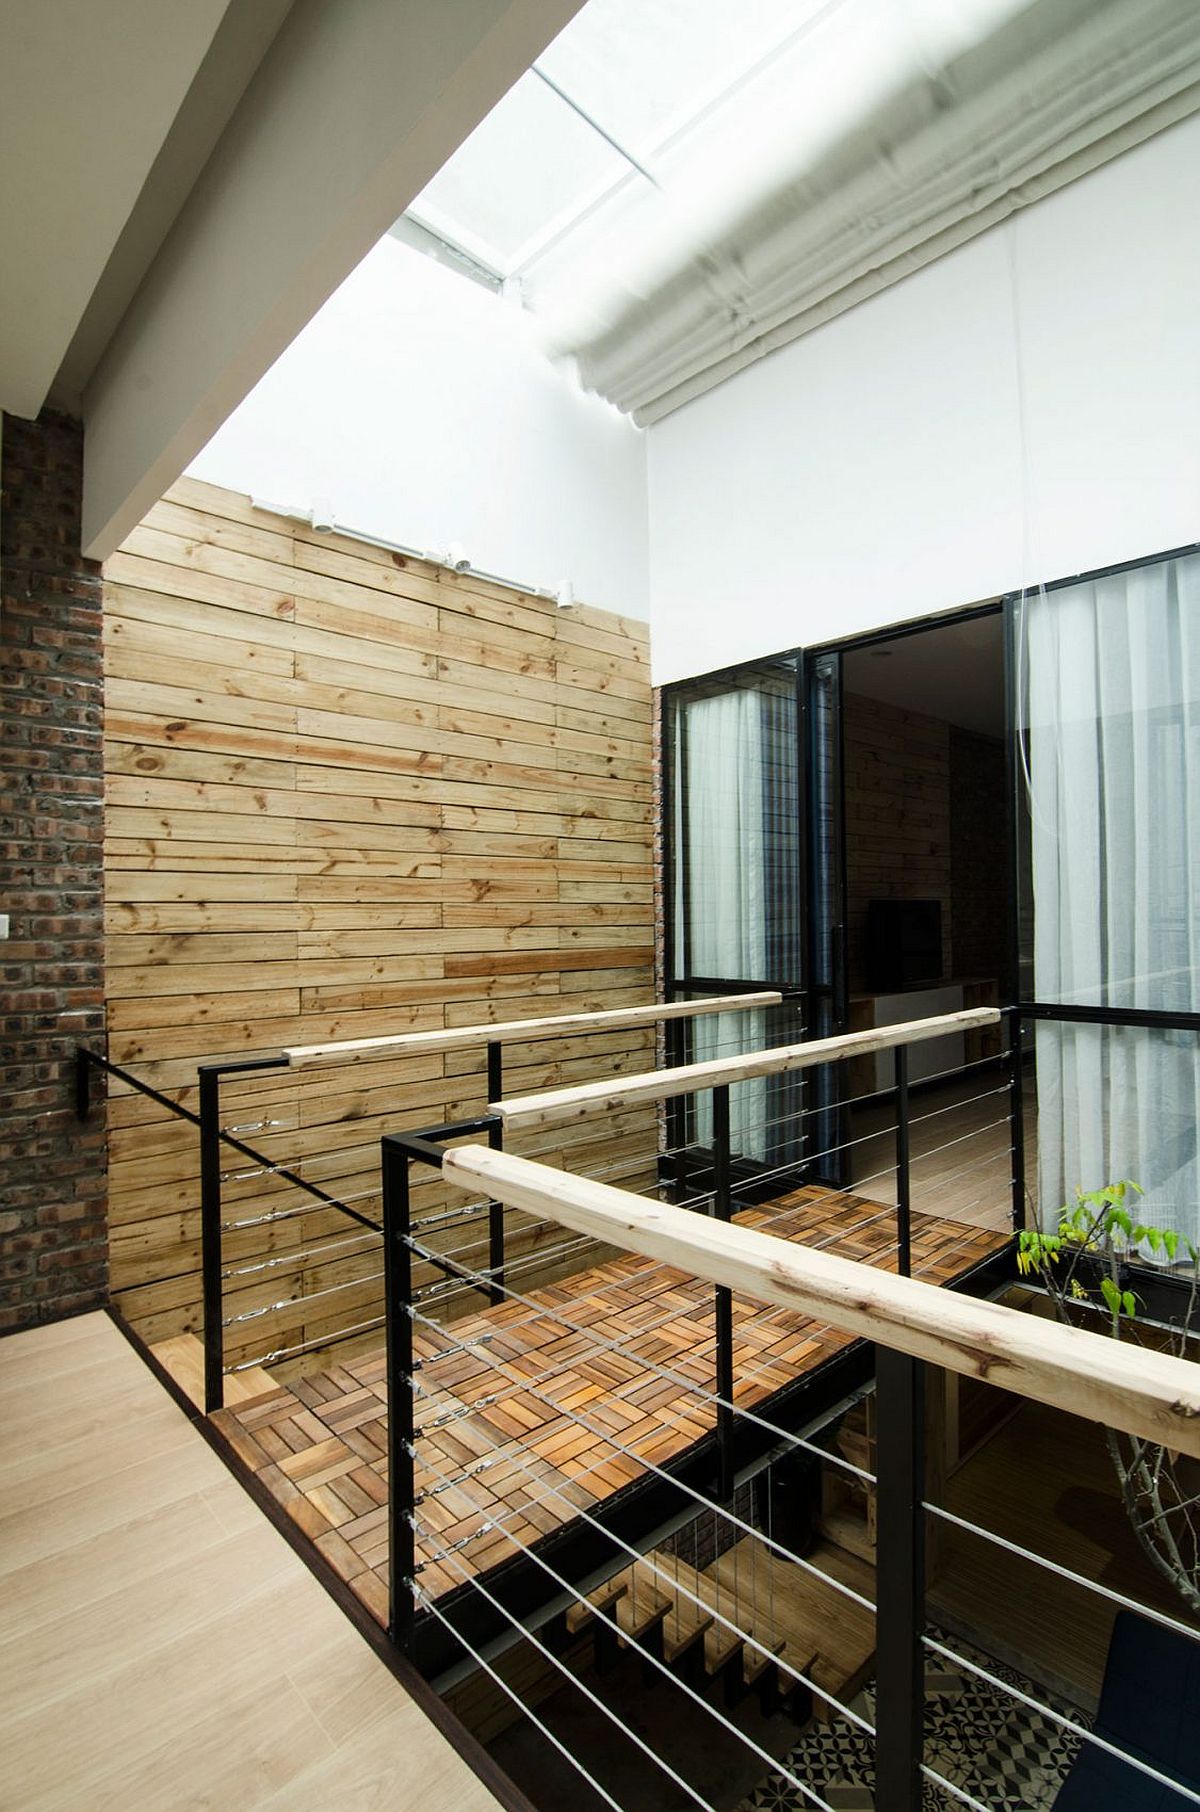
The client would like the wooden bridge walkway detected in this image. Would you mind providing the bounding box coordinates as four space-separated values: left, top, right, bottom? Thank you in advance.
216 1185 1008 1624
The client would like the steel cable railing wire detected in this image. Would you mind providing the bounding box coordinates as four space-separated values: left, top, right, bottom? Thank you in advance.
411 1080 903 1296
924 1501 1200 1650
407 1144 988 1406
649 1077 1011 1157
413 1588 627 1812
405 1230 886 1485
221 1226 378 1281
923 1632 1200 1807
410 1268 1199 1810
221 1265 385 1328
228 1311 386 1371
407 1183 944 1433
407 1428 876 1735
225 1089 1008 1372
416 1518 841 1812
216 1024 1001 1232
221 1018 1010 1371
407 1299 876 1611
418 1525 718 1811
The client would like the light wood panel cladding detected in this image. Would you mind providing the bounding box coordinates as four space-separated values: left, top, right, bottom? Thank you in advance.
103 478 655 1369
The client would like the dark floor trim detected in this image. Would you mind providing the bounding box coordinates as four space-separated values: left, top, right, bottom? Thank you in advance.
105 1305 538 1812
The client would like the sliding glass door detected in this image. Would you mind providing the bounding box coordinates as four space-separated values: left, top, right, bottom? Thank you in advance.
667 661 804 1173
1016 548 1200 1239
665 650 851 1186
804 650 849 1187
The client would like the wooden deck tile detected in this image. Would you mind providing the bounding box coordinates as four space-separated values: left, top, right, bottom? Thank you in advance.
216 1184 1007 1626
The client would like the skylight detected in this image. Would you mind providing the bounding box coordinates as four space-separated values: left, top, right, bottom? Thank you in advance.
401 0 1178 423
406 0 817 281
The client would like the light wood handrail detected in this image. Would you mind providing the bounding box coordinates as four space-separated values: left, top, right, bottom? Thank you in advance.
441 1144 1200 1459
284 992 784 1068
493 1007 999 1128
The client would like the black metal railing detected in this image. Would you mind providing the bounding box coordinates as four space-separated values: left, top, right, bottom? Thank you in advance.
378 1011 1016 1680
378 1126 1200 1812
77 1044 382 1411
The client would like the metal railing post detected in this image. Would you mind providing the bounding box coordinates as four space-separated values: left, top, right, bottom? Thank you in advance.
486 1040 505 1302
712 1083 735 1501
894 1046 911 1277
198 1065 224 1414
383 1134 417 1655
1007 1009 1027 1233
74 1046 91 1122
874 1345 926 1812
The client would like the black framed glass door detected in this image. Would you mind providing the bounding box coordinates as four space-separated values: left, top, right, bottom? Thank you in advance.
663 648 853 1191
664 659 805 1180
803 649 850 1186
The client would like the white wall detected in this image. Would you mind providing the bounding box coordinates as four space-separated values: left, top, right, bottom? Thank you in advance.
647 114 1200 684
188 236 649 618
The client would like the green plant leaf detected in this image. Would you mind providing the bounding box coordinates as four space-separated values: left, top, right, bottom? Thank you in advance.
1100 1276 1122 1317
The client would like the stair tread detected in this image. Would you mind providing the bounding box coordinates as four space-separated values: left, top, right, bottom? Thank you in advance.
819 1508 875 1561
703 1620 744 1674
565 1576 627 1634
705 1536 876 1704
614 1563 671 1640
657 1556 715 1662
743 1638 786 1685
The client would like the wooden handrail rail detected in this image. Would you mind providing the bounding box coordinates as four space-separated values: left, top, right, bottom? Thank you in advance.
493 1007 1000 1128
441 1144 1200 1459
284 991 784 1068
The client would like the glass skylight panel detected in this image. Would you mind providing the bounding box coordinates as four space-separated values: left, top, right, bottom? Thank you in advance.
400 0 1046 398
409 69 626 273
533 0 809 166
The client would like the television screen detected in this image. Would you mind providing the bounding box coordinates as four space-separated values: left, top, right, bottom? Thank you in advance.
865 899 942 992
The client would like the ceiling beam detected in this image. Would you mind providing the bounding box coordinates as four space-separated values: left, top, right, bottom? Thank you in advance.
80 0 582 559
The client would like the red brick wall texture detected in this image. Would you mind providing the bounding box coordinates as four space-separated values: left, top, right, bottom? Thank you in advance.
1 410 107 1330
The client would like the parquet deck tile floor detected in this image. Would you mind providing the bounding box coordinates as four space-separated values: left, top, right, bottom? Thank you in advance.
217 1185 1007 1625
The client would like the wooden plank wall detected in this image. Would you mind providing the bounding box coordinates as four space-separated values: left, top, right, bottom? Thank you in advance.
102 478 656 1373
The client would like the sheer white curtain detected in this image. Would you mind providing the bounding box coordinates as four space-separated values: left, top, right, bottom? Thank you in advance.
1027 552 1200 1237
683 690 770 1158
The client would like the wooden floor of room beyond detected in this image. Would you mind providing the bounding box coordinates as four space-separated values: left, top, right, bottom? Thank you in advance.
0 1313 507 1812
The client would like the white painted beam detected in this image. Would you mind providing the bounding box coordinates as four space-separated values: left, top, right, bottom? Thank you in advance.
81 0 582 559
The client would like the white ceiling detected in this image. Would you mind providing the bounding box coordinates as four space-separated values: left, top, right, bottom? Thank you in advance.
0 0 288 418
843 612 1005 737
403 0 1200 424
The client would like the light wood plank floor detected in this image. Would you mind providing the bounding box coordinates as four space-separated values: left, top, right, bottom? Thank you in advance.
218 1186 1008 1618
0 1312 506 1812
849 1070 1036 1231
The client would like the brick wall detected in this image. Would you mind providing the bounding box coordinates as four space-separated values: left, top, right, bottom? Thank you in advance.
843 690 952 993
0 410 107 1331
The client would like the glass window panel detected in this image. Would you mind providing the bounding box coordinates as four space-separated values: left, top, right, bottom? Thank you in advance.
411 72 625 269
668 665 801 989
673 994 806 1169
1016 547 1200 1240
1033 1020 1200 1242
667 666 802 1171
537 0 808 158
1018 549 1200 1015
